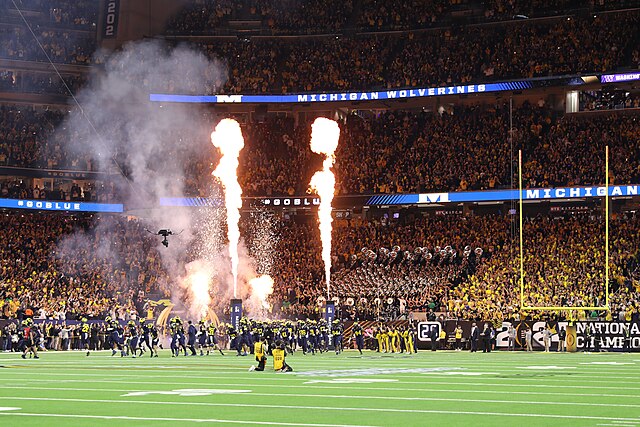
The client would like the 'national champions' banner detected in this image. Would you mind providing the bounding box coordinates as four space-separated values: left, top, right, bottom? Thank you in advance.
431 320 640 352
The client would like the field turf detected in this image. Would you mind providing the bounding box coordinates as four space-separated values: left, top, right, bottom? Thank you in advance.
0 349 639 426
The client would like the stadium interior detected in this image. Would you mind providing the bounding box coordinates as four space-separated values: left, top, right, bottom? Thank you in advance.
0 0 640 425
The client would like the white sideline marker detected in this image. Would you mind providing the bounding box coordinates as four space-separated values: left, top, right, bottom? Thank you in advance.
0 412 378 427
520 366 577 370
304 379 397 384
581 362 635 365
123 389 252 397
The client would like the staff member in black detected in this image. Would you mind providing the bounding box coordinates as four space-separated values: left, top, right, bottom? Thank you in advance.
353 321 364 355
594 327 602 352
430 327 438 351
583 324 592 353
557 327 567 352
623 323 631 353
482 323 492 353
470 322 479 352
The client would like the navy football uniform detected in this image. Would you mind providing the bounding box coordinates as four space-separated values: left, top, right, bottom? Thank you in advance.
80 319 91 355
353 323 364 354
187 322 197 356
332 320 343 354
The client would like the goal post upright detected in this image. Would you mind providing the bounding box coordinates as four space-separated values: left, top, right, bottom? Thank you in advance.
605 145 609 309
519 149 524 309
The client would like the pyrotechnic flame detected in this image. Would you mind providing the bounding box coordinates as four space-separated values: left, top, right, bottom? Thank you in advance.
183 260 213 319
211 119 245 298
249 274 274 311
308 117 340 299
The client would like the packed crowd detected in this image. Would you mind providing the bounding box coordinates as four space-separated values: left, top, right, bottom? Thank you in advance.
0 0 638 328
0 0 95 96
0 105 96 171
0 321 133 352
357 0 454 31
0 70 85 96
2 211 638 323
328 217 484 320
180 11 640 95
165 0 236 35
272 212 639 322
0 214 167 320
0 25 95 65
450 213 640 323
1 103 639 200
1 0 96 64
0 179 117 202
2 0 98 28
0 3 637 98
179 105 640 197
165 0 636 34
166 0 352 35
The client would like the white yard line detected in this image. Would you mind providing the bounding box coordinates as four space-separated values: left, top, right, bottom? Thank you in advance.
7 373 640 392
2 359 637 371
598 423 638 427
2 393 640 410
5 383 640 400
0 411 379 427
3 367 640 384
0 400 638 423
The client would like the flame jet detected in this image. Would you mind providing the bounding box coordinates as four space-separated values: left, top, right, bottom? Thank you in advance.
249 274 274 313
308 117 340 299
211 119 245 298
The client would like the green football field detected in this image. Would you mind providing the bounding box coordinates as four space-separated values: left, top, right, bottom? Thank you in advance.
0 349 639 426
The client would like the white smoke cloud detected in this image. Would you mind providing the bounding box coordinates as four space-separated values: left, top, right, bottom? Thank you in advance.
54 40 282 322
55 40 228 317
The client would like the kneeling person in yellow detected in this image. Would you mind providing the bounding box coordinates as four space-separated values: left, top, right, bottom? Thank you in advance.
249 336 267 372
273 341 293 372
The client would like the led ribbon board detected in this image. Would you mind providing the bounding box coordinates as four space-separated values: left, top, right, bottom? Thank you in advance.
160 184 640 208
601 72 640 83
150 81 529 104
150 74 609 104
0 198 123 213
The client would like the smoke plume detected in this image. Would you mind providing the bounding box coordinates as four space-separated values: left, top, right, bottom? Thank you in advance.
55 40 229 319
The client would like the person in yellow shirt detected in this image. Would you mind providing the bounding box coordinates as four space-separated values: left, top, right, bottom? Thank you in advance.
454 325 463 351
401 327 414 354
249 336 266 372
272 341 292 372
388 328 399 353
375 327 384 352
439 328 447 350
381 326 390 353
